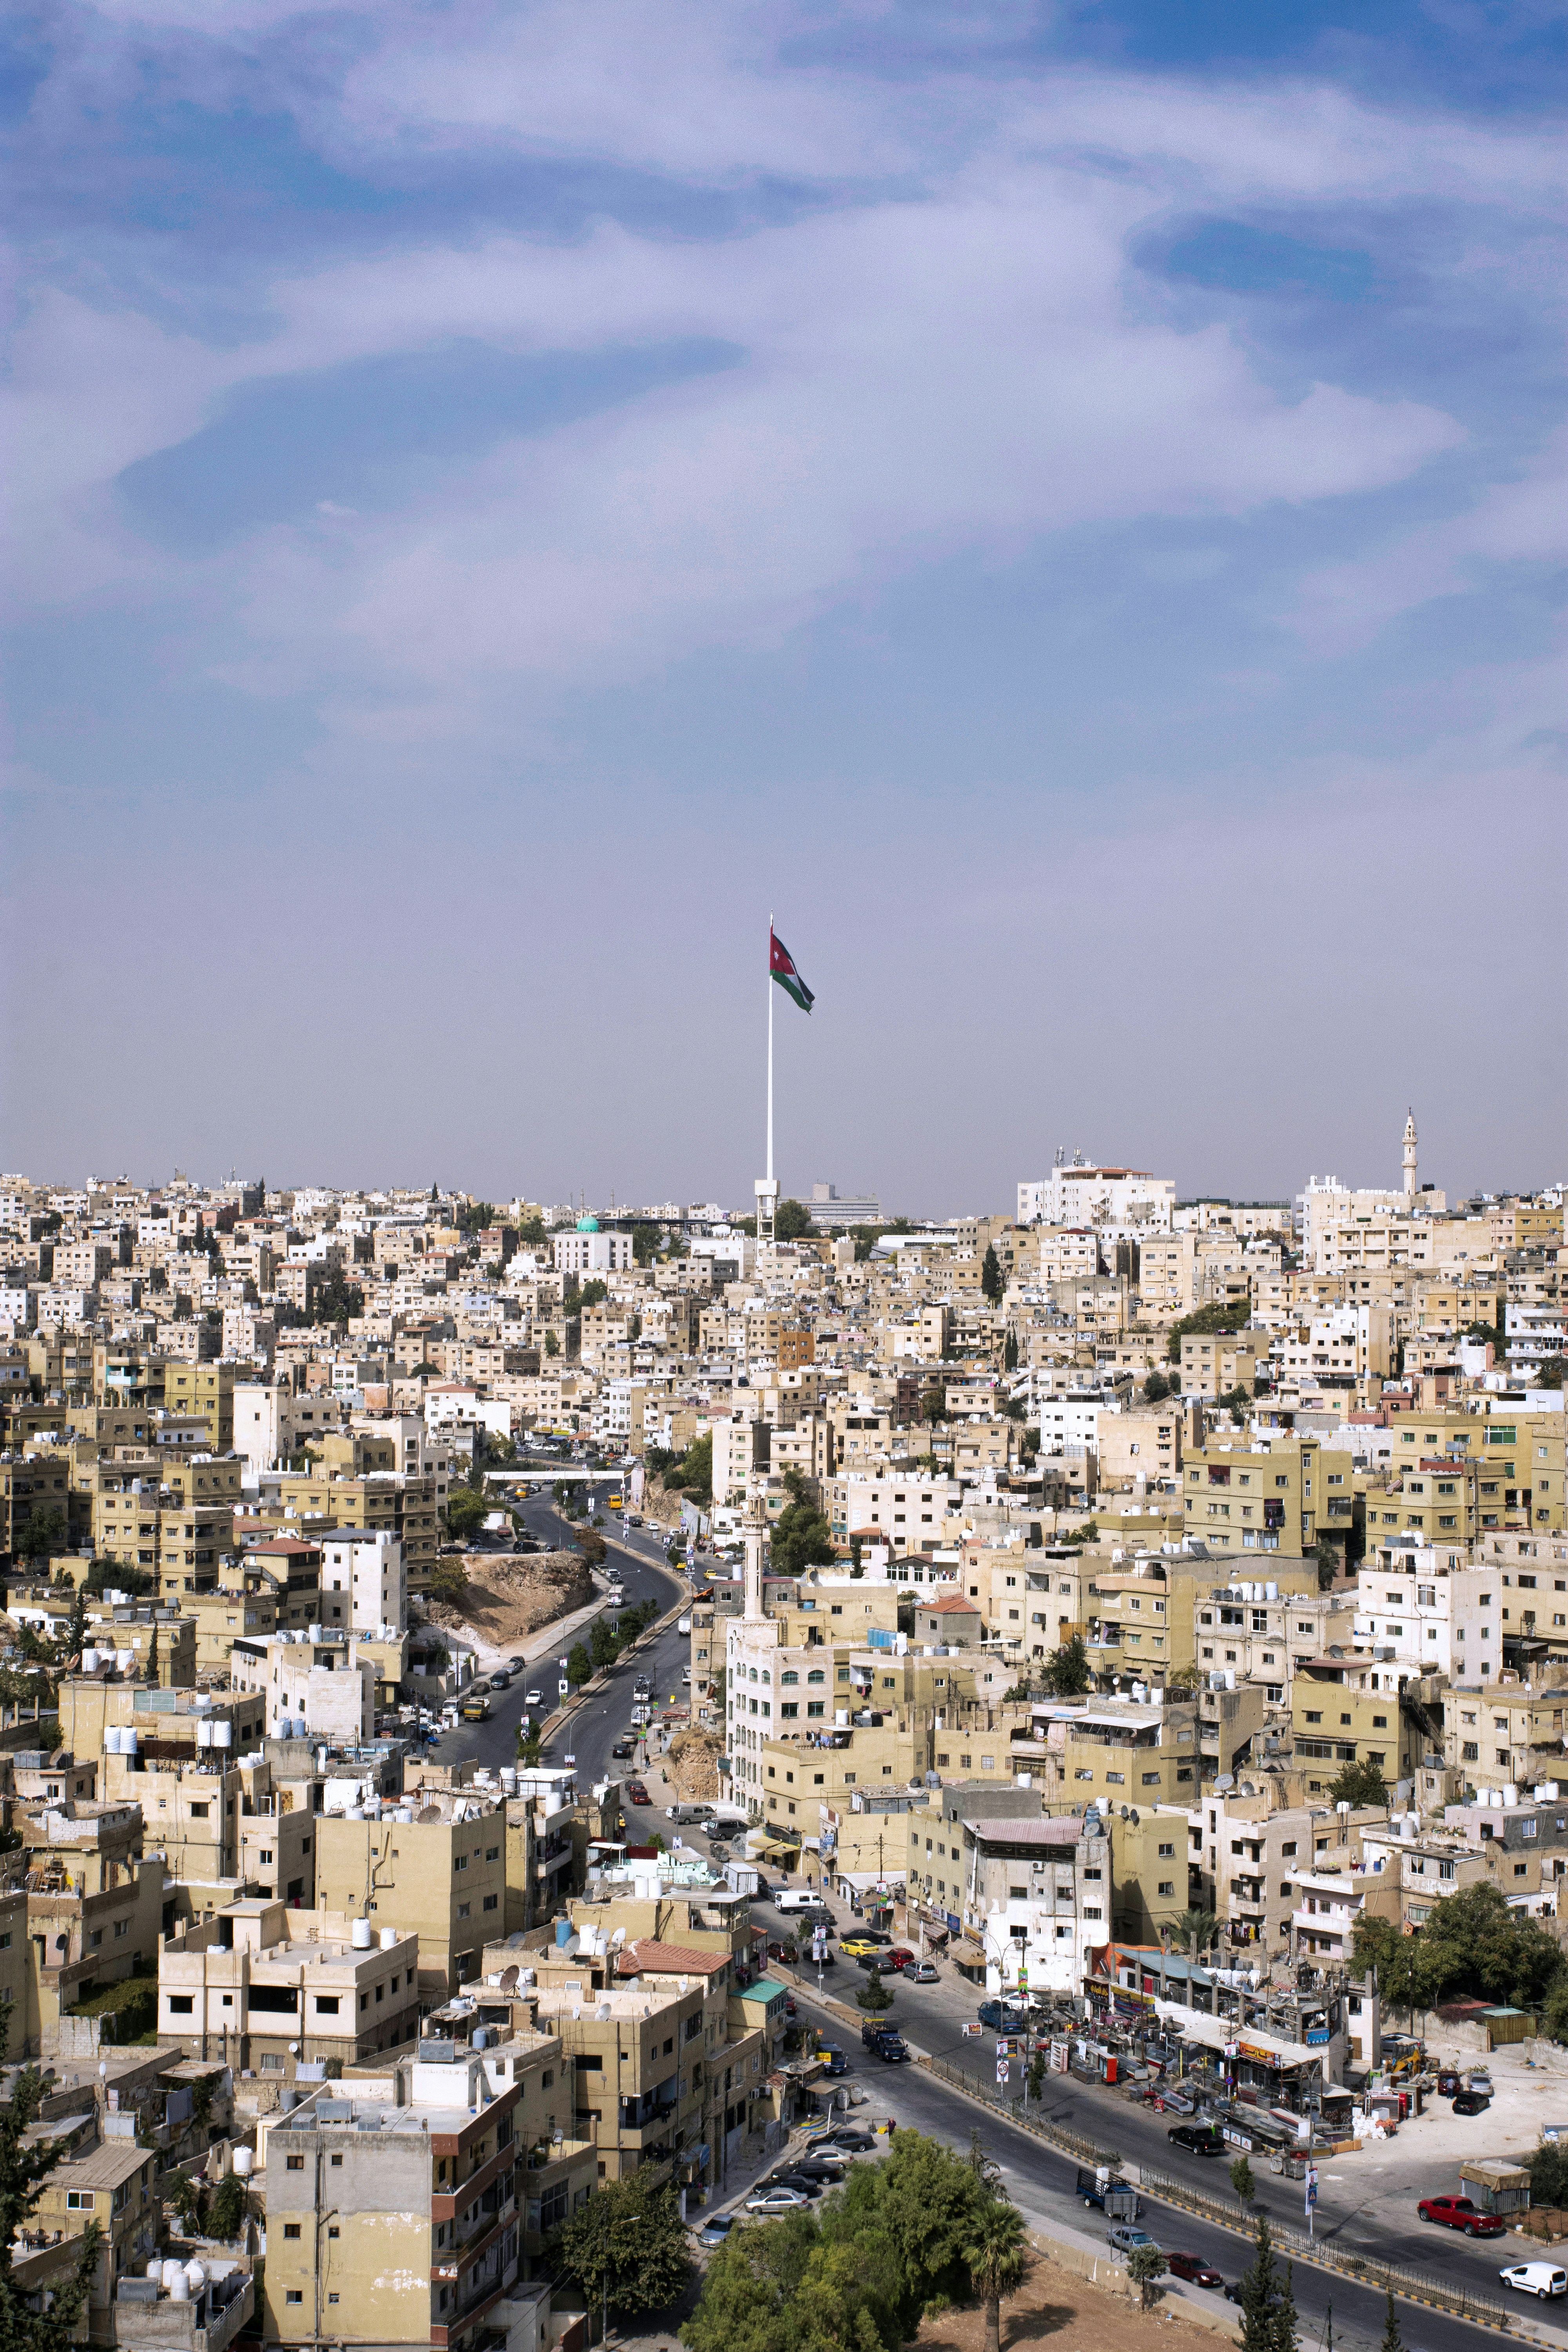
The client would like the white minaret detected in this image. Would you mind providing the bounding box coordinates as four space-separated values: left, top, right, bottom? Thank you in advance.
742 1491 767 1621
1402 1109 1418 1199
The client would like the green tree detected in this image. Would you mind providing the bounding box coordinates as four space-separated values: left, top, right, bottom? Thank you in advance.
312 1270 365 1325
427 1562 470 1609
206 2172 247 2241
1038 1633 1091 1697
1167 1300 1253 1365
963 2196 1027 2352
1537 1356 1566 1390
566 1641 592 1686
0 2007 103 2350
1143 1369 1171 1403
1314 1535 1343 1593
1003 1330 1019 1372
590 1617 618 1671
1127 2243 1167 2312
981 1245 1004 1303
854 1965 894 2014
770 1482 835 1579
683 2209 822 2352
775 1199 813 1243
1230 2155 1255 2210
445 1486 488 1542
1327 1757 1389 1811
544 1329 560 1357
1234 2220 1282 2352
16 1505 67 1563
1379 2288 1402 2352
576 1278 610 1311
577 1528 608 1568
552 2169 691 2321
145 1622 159 1684
1171 1909 1218 1961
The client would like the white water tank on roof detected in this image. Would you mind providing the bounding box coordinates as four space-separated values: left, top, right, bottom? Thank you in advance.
122 1728 137 1754
82 1649 100 1673
351 1918 374 1949
1505 1784 1519 1806
116 1649 134 1673
379 1927 398 1949
103 1726 121 1753
185 2263 205 2295
232 2147 254 2178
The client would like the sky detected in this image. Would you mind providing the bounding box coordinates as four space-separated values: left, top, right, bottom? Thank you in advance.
3 0 1565 1218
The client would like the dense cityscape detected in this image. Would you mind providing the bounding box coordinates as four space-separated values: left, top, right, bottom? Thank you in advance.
0 1131 1564 2352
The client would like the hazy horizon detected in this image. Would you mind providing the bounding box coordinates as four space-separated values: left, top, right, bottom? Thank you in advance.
4 2 1564 1203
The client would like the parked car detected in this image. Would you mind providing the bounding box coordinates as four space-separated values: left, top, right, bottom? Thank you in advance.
1166 2253 1224 2289
1168 2124 1226 2158
840 1934 891 1958
885 1949 917 1971
1418 2196 1507 2237
821 2048 851 2076
854 1952 893 1973
508 1654 528 1671
825 2129 878 2152
1437 2068 1461 2097
696 2214 735 2248
626 1781 650 1806
1501 2263 1568 2299
1453 2091 1492 2115
1468 2069 1495 2098
1107 2226 1162 2257
747 2187 809 2214
611 1741 634 1760
977 2001 1028 2032
907 1962 940 1984
767 2172 822 2199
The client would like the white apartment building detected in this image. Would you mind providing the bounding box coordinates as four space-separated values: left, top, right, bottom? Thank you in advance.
1018 1165 1174 1231
1355 1555 1557 1681
230 1630 377 1742
1036 1394 1109 1457
234 1382 347 1479
960 1814 1112 1996
552 1229 634 1277
1187 1795 1328 1956
835 1472 960 1554
321 1530 407 1636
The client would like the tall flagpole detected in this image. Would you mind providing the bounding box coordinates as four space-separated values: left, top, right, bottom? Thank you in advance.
767 910 774 1183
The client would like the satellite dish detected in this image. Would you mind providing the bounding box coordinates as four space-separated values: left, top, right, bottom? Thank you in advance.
1215 1774 1235 1791
417 1805 443 1824
499 1965 519 1992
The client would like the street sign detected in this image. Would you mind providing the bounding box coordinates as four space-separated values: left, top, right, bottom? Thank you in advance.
996 2060 1009 2084
558 1679 570 1696
1305 2169 1318 2208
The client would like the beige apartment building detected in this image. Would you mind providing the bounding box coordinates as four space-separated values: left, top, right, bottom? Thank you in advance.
1291 1655 1438 1797
314 1788 507 2002
1061 1697 1199 1812
1184 1434 1356 1556
160 1898 421 2069
1179 1332 1264 1398
262 2054 524 2351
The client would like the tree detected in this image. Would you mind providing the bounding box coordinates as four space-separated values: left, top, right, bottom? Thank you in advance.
312 1270 365 1326
577 1528 608 1569
427 1563 470 1609
981 1245 1004 1303
206 2173 247 2241
775 1198 813 1243
963 2195 1027 2352
1327 1757 1389 1811
445 1487 488 1542
1167 1300 1253 1365
854 1965 894 2014
544 1330 560 1357
1038 1633 1091 1697
770 1489 835 1579
1126 2243 1167 2311
1230 2155 1255 2211
0 2005 103 2350
15 1505 67 1563
1143 1369 1171 1403
576 1278 610 1312
1314 1535 1343 1593
1537 1356 1566 1390
1234 2220 1283 2352
1379 2288 1402 2352
1003 1329 1019 1372
1166 1909 1216 1969
551 2169 690 2321
590 1616 618 1671
566 1641 592 1686
145 1622 160 1684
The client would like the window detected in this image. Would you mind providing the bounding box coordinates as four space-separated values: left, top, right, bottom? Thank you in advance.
315 1995 340 2015
167 1995 194 2015
286 2291 303 2306
284 2223 301 2240
66 2191 94 2210
286 2155 305 2171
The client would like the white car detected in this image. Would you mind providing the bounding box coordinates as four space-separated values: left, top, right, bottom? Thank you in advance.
1501 2264 1568 2299
524 1688 543 1706
746 2187 809 2214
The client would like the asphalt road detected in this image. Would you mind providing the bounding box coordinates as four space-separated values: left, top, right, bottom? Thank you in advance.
432 1474 693 1785
736 1874 1563 2352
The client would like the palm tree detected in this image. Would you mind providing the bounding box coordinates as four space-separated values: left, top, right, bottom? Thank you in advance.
1170 1907 1218 1963
965 2196 1028 2352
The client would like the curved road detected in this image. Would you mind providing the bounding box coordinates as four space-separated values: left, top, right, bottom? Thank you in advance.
433 1472 694 1793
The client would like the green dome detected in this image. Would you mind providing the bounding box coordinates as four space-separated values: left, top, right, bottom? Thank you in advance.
575 1214 600 1233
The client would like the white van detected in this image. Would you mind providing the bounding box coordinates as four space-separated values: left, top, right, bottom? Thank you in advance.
1501 2265 1568 2299
668 1802 711 1825
775 1889 822 1914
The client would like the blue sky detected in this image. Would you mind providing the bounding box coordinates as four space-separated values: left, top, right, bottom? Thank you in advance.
3 0 1564 1214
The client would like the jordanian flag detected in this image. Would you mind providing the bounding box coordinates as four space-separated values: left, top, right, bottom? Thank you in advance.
770 927 815 1013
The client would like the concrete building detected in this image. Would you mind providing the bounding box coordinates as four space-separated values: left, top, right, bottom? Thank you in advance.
160 1898 421 2068
319 1527 407 1634
313 1784 507 2002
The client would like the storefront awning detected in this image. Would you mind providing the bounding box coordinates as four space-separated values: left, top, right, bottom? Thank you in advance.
838 1869 907 1892
1154 2004 1316 2070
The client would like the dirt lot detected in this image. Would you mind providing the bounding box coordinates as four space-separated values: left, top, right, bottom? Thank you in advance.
666 1728 723 1802
425 1549 594 1653
916 2252 1232 2352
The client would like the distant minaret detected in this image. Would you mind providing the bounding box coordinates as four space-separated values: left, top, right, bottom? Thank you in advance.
743 1491 767 1621
1402 1109 1418 1199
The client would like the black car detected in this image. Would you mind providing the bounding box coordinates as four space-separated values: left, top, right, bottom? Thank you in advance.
825 2130 877 2152
508 1655 527 1671
791 2159 848 2183
1453 2091 1491 2116
1168 2123 1225 2156
489 1668 513 1687
611 1742 634 1760
768 2172 823 2198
